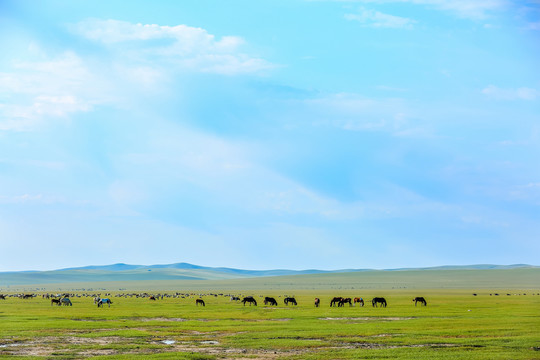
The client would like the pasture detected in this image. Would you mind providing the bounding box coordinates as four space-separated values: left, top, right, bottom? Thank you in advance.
0 289 539 359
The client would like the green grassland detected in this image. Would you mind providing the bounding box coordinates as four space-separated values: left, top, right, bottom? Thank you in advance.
1 269 539 359
3 267 540 292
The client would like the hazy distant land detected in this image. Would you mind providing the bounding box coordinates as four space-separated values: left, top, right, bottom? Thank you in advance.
1 263 538 291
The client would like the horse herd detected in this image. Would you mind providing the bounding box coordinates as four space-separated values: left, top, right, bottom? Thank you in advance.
1 293 428 308
229 296 427 308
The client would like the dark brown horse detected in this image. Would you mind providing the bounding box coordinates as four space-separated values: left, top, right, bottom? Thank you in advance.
330 297 343 307
196 299 205 306
413 297 427 306
51 298 61 306
339 298 352 307
314 298 320 307
149 296 156 301
264 297 278 306
284 297 297 305
354 297 364 306
242 296 257 306
372 297 387 307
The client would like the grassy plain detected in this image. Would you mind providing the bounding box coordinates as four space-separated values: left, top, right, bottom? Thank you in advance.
1 269 539 359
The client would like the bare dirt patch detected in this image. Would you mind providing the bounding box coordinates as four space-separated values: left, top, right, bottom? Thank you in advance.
320 317 414 321
0 336 130 357
333 342 461 349
139 317 188 322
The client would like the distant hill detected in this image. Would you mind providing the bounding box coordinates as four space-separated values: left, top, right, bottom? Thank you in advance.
0 263 537 287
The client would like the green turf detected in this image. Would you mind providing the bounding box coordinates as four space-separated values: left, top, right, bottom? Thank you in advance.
0 288 538 359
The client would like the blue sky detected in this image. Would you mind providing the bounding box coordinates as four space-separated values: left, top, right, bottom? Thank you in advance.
1 0 539 271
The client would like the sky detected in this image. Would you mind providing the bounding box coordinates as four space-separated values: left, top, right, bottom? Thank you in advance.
0 0 539 271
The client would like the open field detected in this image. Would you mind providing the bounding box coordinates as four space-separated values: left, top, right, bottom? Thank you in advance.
3 267 540 292
1 284 539 359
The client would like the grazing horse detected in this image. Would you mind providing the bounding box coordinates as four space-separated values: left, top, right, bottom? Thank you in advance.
149 296 156 301
230 296 240 301
61 297 72 306
284 297 297 306
196 299 205 306
314 298 320 307
339 298 352 307
97 298 112 308
372 297 387 307
413 297 427 306
0 295 5 300
354 297 364 307
242 296 257 306
264 297 278 306
330 297 343 307
51 298 61 306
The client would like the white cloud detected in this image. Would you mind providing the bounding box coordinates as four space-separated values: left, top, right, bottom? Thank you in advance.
0 52 107 131
301 92 427 135
428 0 507 19
330 0 507 20
0 193 65 204
0 95 91 131
482 85 539 100
345 8 416 28
0 52 90 95
72 19 274 75
108 122 367 222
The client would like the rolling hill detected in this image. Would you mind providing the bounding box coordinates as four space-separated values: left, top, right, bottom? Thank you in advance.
0 263 538 289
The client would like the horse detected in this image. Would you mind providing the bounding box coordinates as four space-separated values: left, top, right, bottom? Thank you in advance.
354 297 364 307
284 297 297 306
196 299 205 306
372 297 387 307
97 298 112 308
242 296 257 306
339 298 352 307
413 297 427 306
230 296 240 301
51 298 61 306
264 297 278 306
61 297 72 306
0 295 5 300
330 297 343 307
149 296 156 301
314 298 320 307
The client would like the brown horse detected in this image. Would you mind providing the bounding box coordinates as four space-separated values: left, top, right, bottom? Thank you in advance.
149 296 156 301
264 297 278 306
354 297 364 306
51 298 61 306
242 296 257 306
372 297 387 307
314 298 320 307
284 297 297 306
196 299 205 306
413 297 427 306
330 297 343 307
339 298 352 307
